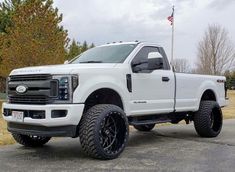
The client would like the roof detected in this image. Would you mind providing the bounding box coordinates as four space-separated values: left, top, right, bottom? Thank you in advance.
98 41 161 47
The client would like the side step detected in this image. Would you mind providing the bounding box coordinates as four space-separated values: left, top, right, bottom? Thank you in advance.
128 112 190 126
129 119 172 126
128 114 173 126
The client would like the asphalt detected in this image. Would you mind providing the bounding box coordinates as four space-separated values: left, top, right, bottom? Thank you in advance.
0 119 235 172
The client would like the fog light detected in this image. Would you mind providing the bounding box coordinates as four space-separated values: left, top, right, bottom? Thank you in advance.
3 109 10 117
51 110 67 118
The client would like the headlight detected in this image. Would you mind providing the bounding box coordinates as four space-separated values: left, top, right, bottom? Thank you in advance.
58 76 69 100
52 75 78 103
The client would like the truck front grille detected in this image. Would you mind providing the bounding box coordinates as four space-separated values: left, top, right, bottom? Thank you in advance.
8 74 58 104
9 74 52 81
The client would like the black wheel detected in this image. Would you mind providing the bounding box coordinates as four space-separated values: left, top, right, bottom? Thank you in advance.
194 101 223 137
12 133 51 147
79 104 129 160
133 124 155 131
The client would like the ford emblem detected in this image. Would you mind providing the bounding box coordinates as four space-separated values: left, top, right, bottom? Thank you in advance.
16 85 27 94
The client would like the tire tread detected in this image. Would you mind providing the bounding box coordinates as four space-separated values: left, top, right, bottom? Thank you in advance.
12 133 51 147
194 101 222 137
79 104 128 159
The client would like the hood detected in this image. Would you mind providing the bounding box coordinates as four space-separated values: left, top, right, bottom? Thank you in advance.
10 63 117 76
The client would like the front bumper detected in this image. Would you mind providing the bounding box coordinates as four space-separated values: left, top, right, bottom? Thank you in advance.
2 103 84 137
7 122 77 137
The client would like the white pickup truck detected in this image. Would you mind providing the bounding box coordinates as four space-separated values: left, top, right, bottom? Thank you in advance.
2 42 228 159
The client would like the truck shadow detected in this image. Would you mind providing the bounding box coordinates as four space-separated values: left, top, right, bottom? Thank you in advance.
8 128 200 160
128 129 198 147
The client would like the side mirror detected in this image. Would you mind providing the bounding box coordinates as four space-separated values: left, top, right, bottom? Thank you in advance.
147 52 163 70
64 60 69 64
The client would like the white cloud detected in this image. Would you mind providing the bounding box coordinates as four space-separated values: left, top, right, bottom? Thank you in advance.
1 0 235 66
52 0 235 66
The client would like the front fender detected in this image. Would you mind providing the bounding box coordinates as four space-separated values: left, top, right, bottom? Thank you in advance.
73 75 130 114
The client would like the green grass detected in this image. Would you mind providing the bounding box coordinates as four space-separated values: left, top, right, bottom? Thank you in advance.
0 101 15 145
0 92 6 100
0 91 234 146
222 90 235 119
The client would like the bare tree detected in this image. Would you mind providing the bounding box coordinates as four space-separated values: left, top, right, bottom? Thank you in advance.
196 24 235 75
172 58 190 73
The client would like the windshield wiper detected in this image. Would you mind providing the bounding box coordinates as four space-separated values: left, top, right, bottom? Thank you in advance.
79 60 103 63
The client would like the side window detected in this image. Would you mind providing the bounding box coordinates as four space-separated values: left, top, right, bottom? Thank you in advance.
132 47 157 63
132 46 169 70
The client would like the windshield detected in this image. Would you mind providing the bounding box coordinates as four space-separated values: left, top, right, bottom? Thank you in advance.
70 44 136 64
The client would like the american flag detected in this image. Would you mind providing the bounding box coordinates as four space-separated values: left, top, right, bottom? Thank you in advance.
167 6 174 25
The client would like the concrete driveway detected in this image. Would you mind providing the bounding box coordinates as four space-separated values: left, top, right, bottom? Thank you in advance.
0 119 235 172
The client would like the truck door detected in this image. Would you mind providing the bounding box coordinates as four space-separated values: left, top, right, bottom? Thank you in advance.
130 46 175 115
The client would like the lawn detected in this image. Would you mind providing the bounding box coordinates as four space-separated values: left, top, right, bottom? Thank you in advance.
222 90 235 119
0 101 15 145
0 93 6 100
0 90 234 146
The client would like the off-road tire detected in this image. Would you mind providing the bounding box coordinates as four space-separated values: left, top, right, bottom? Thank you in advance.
12 133 51 147
79 104 129 160
194 101 223 137
133 124 155 131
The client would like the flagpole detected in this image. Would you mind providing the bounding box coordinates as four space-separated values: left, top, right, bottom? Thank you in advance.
171 6 175 64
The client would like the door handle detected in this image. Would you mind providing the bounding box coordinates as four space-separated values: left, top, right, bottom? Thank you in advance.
162 77 170 82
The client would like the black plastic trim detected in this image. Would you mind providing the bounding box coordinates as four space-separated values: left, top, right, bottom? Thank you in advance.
158 47 171 70
126 74 132 92
128 112 191 125
8 122 77 137
162 77 170 82
225 81 228 99
3 108 45 119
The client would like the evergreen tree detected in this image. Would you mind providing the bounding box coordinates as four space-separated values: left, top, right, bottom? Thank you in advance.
67 39 80 60
0 0 22 69
0 0 22 33
66 40 95 60
81 41 88 53
0 0 69 77
89 43 95 49
225 70 235 89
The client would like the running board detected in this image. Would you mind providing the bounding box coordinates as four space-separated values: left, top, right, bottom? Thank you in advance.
128 112 190 126
129 119 172 126
128 114 173 126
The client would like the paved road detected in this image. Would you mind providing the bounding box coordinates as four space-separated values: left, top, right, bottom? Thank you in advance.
1 119 235 172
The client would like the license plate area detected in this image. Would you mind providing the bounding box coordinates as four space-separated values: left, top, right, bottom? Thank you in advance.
12 111 24 122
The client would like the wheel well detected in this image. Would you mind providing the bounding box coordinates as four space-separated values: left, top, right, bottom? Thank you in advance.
83 88 124 113
201 90 216 101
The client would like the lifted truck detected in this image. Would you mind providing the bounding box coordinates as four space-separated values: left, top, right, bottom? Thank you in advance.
2 42 228 159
